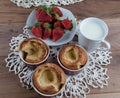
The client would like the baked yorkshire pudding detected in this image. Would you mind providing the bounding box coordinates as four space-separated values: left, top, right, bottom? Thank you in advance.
32 63 66 95
19 38 49 64
59 44 88 70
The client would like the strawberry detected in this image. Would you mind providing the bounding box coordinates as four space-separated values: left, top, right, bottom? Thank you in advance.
42 22 52 40
61 19 73 29
54 21 62 28
33 5 74 42
31 26 43 38
52 27 64 42
36 9 43 21
51 6 63 17
42 28 52 40
36 9 52 22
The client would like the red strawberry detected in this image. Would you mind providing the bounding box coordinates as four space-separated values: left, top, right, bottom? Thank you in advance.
36 9 52 22
31 26 43 38
54 21 62 28
36 9 43 21
51 6 63 17
52 27 64 42
42 28 52 40
61 19 73 29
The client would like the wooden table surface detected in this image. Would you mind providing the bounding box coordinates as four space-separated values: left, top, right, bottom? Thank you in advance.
0 0 120 98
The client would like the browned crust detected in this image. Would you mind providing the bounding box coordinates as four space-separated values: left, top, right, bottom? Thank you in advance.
32 63 66 94
59 44 88 70
19 38 49 63
79 47 88 65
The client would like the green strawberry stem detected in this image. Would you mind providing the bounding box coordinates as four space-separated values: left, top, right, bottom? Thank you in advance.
55 13 61 20
43 23 52 28
27 22 41 29
35 5 46 10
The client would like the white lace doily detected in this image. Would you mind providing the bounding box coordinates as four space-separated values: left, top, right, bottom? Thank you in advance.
10 0 84 8
5 26 112 98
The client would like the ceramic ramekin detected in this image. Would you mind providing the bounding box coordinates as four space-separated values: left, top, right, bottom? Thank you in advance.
57 44 88 75
18 38 50 66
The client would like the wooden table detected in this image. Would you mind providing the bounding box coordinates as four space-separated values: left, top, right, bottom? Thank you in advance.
0 0 120 98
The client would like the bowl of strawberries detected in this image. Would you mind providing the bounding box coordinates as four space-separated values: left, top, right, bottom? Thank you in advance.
26 5 77 46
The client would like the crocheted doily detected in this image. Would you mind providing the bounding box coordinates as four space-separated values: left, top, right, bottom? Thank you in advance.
10 0 84 8
5 26 112 98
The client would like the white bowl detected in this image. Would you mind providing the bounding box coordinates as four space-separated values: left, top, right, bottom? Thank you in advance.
57 44 89 75
31 63 66 97
18 38 50 66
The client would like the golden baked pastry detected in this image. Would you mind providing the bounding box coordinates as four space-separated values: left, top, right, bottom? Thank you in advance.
59 44 88 70
19 38 49 63
32 63 66 94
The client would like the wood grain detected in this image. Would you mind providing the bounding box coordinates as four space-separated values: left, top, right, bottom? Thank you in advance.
0 0 120 98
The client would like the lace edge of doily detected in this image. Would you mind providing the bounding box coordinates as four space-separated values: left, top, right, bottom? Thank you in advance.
10 0 84 8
